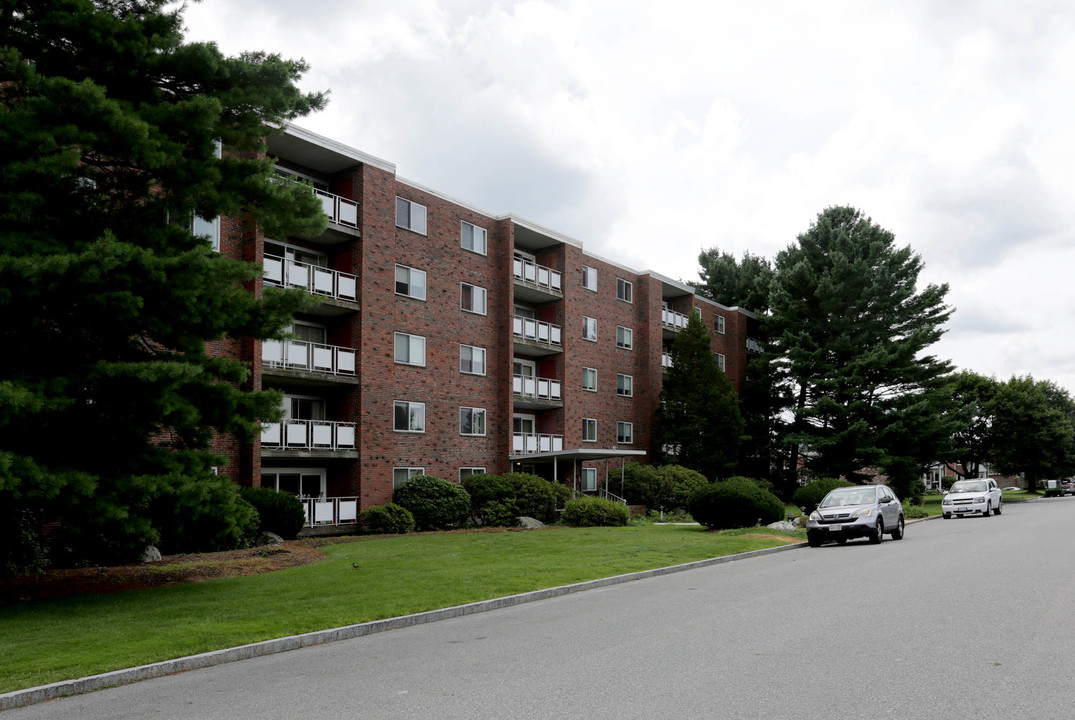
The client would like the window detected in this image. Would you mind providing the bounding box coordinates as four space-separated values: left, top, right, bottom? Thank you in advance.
616 326 633 350
461 283 487 315
617 421 634 444
394 333 426 366
582 467 597 492
617 278 633 303
393 467 424 488
394 401 425 433
395 264 426 300
715 315 726 334
582 367 597 392
582 266 597 292
459 345 486 375
461 221 487 255
583 418 597 442
583 316 597 342
395 196 427 235
192 213 220 252
715 353 726 372
617 374 633 397
460 467 486 480
460 407 487 436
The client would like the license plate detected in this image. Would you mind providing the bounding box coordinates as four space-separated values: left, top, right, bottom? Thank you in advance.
955 508 969 513
827 524 843 531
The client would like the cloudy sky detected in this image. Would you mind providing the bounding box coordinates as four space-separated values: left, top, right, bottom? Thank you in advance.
183 0 1075 394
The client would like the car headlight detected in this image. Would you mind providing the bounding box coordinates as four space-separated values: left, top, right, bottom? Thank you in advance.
853 507 874 518
942 496 952 505
809 510 821 522
974 495 985 503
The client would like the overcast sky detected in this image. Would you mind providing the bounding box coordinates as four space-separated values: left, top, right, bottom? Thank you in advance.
183 0 1075 395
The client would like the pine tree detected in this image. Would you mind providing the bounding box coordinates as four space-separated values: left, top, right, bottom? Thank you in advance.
652 311 743 481
0 0 327 569
769 206 955 485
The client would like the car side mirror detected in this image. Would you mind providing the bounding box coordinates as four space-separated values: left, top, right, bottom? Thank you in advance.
880 496 892 504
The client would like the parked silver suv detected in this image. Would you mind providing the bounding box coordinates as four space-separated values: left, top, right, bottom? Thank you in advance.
806 485 905 547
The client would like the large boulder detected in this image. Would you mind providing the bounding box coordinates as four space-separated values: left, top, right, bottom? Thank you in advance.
256 531 284 546
141 545 162 563
766 520 797 532
517 516 545 529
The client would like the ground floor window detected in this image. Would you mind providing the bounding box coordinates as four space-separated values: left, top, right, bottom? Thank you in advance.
581 467 597 492
261 469 326 498
393 467 425 488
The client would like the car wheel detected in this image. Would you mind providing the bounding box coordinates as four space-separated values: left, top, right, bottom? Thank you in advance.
807 532 822 548
869 517 884 544
891 515 905 540
943 513 951 519
982 504 990 517
995 500 1002 516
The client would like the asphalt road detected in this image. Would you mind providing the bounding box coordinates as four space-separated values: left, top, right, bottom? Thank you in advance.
8 497 1075 720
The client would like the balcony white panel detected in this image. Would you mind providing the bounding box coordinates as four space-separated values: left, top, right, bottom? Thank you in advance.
262 339 283 364
285 422 308 446
338 348 356 374
312 267 334 295
288 263 309 288
261 422 281 445
337 275 356 300
315 501 334 524
339 500 358 522
312 422 333 447
312 345 334 372
264 257 283 284
287 342 309 367
336 424 356 448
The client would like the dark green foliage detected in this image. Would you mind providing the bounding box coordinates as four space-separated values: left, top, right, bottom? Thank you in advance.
361 504 416 535
148 475 260 556
769 207 956 484
240 487 306 540
461 472 568 525
614 463 709 511
688 477 785 530
696 247 774 314
561 497 630 527
990 376 1075 491
482 500 521 528
393 475 471 531
652 311 743 480
791 478 854 511
0 0 326 570
940 371 1001 481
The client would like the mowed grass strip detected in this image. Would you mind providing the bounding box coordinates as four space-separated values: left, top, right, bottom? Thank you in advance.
0 524 802 693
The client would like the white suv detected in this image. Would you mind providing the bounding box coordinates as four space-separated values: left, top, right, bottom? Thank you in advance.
942 478 1002 518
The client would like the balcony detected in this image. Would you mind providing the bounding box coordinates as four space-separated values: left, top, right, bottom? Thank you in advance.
662 307 690 331
513 432 564 454
263 254 357 303
747 337 764 354
261 419 357 451
301 496 359 527
513 316 562 353
262 338 356 377
513 374 562 407
513 256 563 301
315 188 358 229
662 352 673 369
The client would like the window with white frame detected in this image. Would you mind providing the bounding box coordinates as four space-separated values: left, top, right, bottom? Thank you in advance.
616 326 633 349
460 467 486 480
393 467 424 488
459 407 487 436
394 400 425 433
617 278 633 303
617 421 634 444
461 221 487 255
617 374 633 397
192 213 220 252
583 418 597 442
582 266 597 292
582 467 597 492
395 264 426 300
715 315 726 334
459 344 486 375
715 353 726 372
583 316 597 342
582 367 597 392
461 283 487 315
394 332 426 366
395 197 427 235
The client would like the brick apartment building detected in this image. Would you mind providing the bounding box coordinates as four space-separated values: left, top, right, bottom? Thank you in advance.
207 124 761 525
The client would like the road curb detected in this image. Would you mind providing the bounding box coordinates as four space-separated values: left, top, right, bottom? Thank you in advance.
0 541 804 711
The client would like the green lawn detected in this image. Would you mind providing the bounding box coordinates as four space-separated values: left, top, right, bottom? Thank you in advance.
0 524 802 693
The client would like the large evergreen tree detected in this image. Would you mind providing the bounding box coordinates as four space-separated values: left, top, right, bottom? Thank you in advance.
0 0 327 569
991 376 1075 491
940 371 1000 481
696 246 773 314
652 311 743 480
768 206 955 485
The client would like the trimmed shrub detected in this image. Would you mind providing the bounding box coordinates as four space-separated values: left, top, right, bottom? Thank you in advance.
393 475 471 531
792 477 855 512
660 465 710 508
462 473 568 525
361 503 415 534
561 496 630 527
612 463 709 512
483 499 520 528
688 477 785 530
150 474 260 554
240 487 306 540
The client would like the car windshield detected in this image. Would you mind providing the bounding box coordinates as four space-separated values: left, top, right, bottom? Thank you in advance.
819 488 878 507
950 481 987 493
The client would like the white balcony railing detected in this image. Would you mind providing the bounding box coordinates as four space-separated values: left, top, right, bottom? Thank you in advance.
315 189 359 228
262 338 356 376
662 352 673 368
513 316 562 347
301 496 359 527
263 254 357 302
261 420 357 450
513 374 562 401
662 308 690 331
513 432 564 454
513 256 563 293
